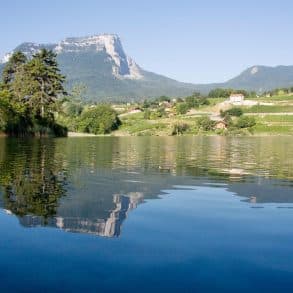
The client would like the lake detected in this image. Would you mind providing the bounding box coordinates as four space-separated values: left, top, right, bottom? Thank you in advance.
0 136 293 292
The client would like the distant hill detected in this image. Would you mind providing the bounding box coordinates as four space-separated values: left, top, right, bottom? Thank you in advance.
1 34 293 100
223 65 293 92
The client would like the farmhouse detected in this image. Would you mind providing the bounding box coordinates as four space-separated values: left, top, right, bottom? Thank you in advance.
214 120 228 130
229 93 245 104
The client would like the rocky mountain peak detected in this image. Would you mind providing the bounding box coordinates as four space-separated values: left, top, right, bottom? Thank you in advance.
250 66 259 75
1 34 143 80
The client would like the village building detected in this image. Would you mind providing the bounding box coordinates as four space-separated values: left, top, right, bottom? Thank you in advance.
214 120 228 130
229 93 245 104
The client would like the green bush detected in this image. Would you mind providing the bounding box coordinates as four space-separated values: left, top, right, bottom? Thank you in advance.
158 95 171 102
208 88 233 99
50 123 68 137
149 108 166 119
236 116 256 128
157 107 166 117
176 103 189 115
78 104 121 134
142 100 150 109
197 116 215 131
62 101 83 117
185 96 199 108
221 107 243 117
198 97 210 106
208 88 248 99
171 122 189 135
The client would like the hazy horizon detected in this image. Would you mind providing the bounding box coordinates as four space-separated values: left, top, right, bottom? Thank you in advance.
1 0 293 84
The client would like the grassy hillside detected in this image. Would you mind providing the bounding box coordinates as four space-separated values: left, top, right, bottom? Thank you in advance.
113 94 293 136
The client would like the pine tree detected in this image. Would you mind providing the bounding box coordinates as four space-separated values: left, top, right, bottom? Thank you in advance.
2 51 27 86
29 49 66 118
1 49 67 136
12 49 66 118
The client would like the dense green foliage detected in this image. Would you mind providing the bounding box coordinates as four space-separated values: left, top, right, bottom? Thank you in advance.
221 107 243 117
150 107 166 119
263 87 293 97
208 88 249 99
171 122 189 135
185 96 199 108
235 116 256 128
197 116 215 131
176 102 189 115
2 51 27 85
0 50 67 136
77 104 121 134
176 95 210 115
158 95 171 102
208 88 233 99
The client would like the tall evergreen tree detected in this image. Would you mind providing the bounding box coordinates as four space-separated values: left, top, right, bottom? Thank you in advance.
12 49 66 118
2 51 27 86
0 49 67 136
29 49 66 118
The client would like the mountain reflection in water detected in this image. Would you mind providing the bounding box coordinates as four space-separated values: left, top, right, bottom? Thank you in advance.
16 193 144 237
0 136 292 237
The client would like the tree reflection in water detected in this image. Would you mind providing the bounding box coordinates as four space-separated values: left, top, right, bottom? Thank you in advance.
0 138 145 237
0 139 67 221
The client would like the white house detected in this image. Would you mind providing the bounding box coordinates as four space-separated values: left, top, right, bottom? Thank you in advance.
229 93 245 104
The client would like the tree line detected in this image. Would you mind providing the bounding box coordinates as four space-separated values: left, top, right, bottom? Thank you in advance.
0 50 121 136
0 49 67 136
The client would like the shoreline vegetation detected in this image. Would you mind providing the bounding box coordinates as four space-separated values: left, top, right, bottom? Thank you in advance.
1 132 291 138
0 50 67 137
0 50 292 138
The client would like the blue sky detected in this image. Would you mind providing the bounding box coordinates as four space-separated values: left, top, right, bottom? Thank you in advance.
1 0 292 83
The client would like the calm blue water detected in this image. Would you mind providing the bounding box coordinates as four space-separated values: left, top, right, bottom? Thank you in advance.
0 136 293 292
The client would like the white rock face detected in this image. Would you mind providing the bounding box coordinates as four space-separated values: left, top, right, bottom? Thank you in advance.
1 53 13 63
1 34 143 80
251 66 259 75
